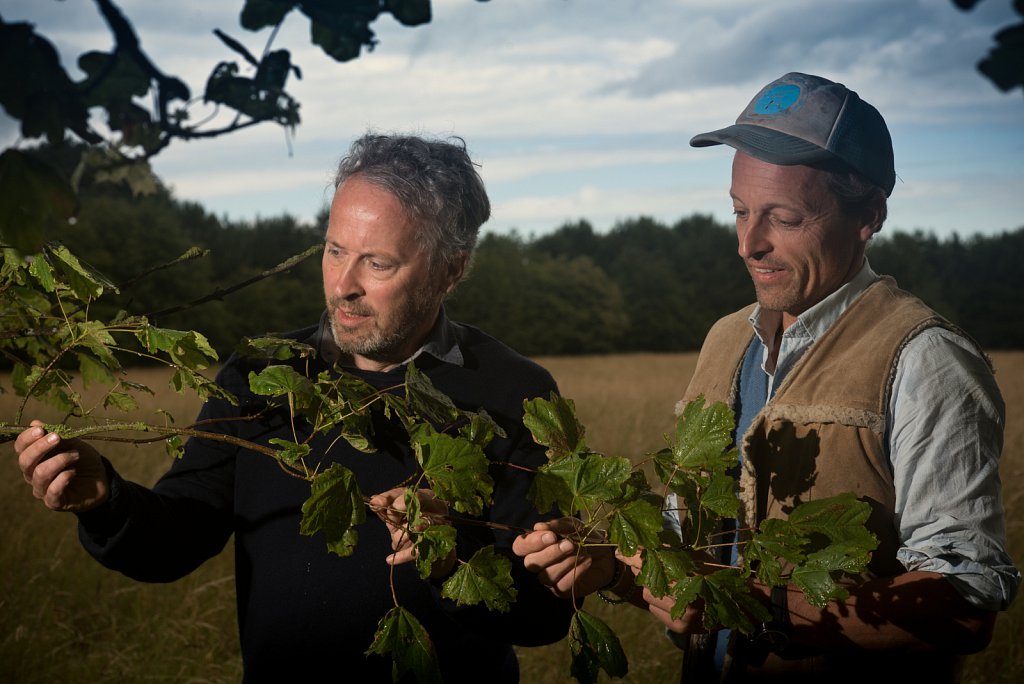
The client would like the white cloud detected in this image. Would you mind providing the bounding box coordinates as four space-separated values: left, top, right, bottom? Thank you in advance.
3 0 1021 238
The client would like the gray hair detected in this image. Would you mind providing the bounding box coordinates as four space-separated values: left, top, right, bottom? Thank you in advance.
332 133 490 275
816 159 889 234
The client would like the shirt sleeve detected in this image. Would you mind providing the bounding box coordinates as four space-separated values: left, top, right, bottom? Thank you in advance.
889 327 1021 610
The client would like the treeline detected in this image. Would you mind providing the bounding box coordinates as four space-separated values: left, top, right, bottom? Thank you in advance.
43 178 1024 360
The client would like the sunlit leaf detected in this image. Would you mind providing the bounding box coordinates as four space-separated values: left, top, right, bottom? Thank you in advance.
27 254 55 292
700 471 740 519
103 391 138 412
523 393 587 461
670 396 737 471
607 497 663 556
529 453 630 518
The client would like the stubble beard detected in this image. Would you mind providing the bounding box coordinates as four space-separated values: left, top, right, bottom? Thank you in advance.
327 287 440 363
747 262 799 315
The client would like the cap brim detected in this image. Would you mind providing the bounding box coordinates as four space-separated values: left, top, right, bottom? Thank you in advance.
689 124 834 166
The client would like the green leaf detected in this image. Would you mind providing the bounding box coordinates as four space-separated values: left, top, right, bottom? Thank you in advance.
47 243 112 302
787 492 878 550
103 391 138 412
77 352 115 389
414 426 493 516
697 569 770 633
413 524 457 580
458 411 495 447
237 335 316 361
137 326 218 368
27 254 55 292
523 393 587 461
699 471 740 519
248 364 315 397
268 437 311 464
366 606 442 684
670 396 737 472
404 362 460 427
791 544 873 607
745 517 808 588
442 547 517 613
668 569 769 634
568 611 628 684
637 546 697 598
169 366 236 404
73 321 120 370
165 435 184 459
338 413 374 453
299 463 365 556
607 497 663 556
529 453 631 518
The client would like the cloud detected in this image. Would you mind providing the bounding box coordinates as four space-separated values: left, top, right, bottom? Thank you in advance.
2 0 1020 239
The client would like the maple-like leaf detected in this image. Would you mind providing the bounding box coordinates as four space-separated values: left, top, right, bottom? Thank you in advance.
442 547 517 613
404 362 460 427
299 463 365 556
529 453 631 518
607 497 663 556
248 364 314 398
523 393 587 461
366 606 442 684
268 437 311 465
413 425 494 516
668 568 770 634
637 546 697 598
670 395 737 472
568 610 628 684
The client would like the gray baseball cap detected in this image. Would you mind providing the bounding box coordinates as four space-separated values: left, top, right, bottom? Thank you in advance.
690 72 895 196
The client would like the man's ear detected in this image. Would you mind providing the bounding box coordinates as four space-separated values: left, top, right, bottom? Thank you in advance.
858 191 888 242
443 252 470 295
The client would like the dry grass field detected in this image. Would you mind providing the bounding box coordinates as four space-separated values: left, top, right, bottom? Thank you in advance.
1 351 1021 683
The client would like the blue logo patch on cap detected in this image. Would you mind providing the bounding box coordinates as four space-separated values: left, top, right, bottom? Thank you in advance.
753 84 800 116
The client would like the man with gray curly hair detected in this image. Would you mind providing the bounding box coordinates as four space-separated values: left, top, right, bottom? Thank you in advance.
17 131 574 682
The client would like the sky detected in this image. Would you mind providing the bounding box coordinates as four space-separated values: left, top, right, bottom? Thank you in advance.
2 0 1023 241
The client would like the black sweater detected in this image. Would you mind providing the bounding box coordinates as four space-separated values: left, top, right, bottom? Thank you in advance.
77 321 574 682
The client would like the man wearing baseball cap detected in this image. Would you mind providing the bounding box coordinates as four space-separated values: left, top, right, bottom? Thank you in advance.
514 73 1019 681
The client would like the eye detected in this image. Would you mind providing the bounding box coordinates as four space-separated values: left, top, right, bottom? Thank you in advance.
366 258 394 273
770 214 801 229
732 208 748 221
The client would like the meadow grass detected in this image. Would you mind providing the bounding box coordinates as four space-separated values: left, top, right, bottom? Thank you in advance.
1 352 1021 683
